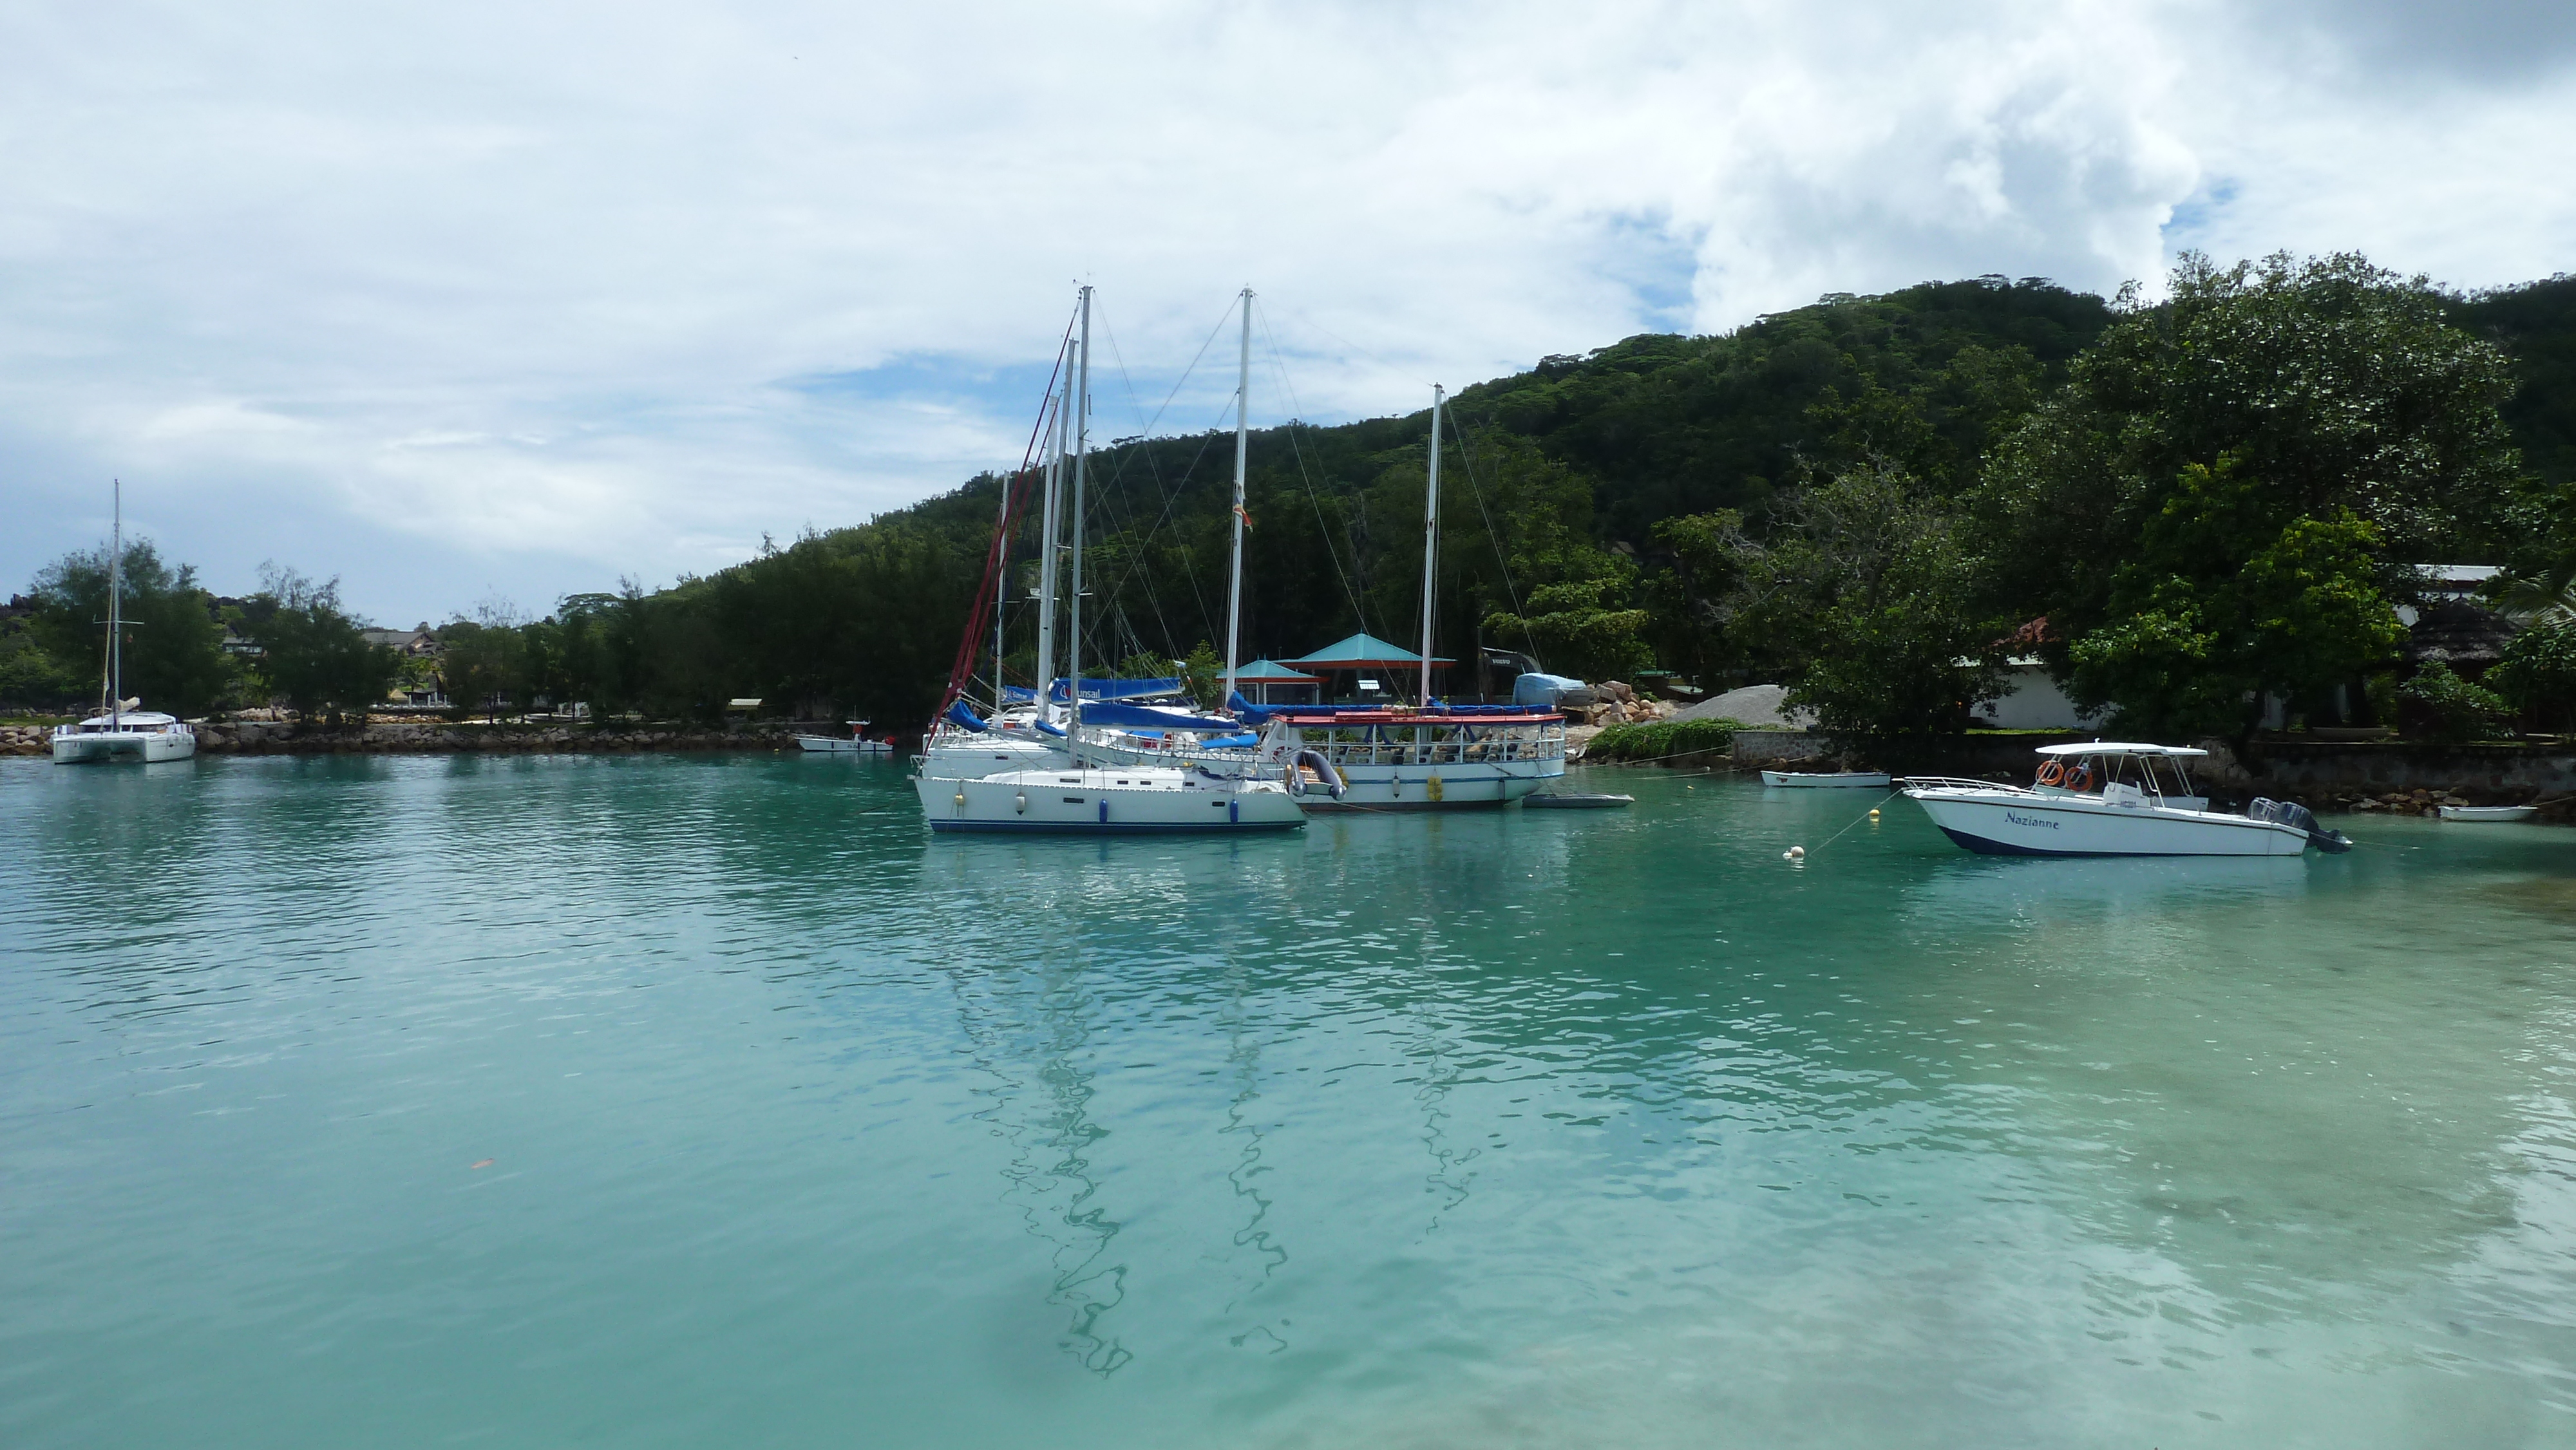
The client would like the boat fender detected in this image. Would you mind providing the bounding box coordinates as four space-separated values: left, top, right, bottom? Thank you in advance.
1099 799 1109 824
1014 791 1027 814
953 790 967 809
1426 774 1444 803
1229 799 1238 824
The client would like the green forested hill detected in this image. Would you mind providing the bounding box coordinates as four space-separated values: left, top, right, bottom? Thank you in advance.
585 267 2570 726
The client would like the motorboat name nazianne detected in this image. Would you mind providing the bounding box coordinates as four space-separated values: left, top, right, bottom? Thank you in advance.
1903 743 2352 857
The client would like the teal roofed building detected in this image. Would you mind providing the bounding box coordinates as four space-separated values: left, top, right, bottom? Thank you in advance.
1231 659 1324 705
1280 632 1454 702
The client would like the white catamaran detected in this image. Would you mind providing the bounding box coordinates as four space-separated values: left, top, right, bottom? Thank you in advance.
914 286 1304 834
52 481 198 766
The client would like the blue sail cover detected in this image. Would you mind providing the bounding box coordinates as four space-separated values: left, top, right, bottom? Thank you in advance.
1227 692 1275 724
1046 677 1183 703
1078 701 1241 732
943 701 989 733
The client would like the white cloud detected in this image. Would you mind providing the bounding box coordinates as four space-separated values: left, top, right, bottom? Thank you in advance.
2 0 2570 622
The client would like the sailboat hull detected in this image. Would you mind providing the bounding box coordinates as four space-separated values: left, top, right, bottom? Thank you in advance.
916 767 1305 834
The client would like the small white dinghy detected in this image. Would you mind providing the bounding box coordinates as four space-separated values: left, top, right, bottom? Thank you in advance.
2438 804 2539 822
1761 769 1892 788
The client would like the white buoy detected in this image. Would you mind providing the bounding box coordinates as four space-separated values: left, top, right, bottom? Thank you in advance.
1868 808 1880 818
1785 845 1805 860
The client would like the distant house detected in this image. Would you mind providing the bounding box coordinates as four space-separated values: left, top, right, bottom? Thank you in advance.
1973 657 2105 731
2398 565 2515 677
361 625 442 657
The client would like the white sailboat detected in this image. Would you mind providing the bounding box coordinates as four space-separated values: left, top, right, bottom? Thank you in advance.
1070 366 1569 808
52 482 197 766
915 286 1303 835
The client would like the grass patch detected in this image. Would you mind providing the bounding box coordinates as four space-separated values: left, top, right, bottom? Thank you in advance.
1587 717 1746 762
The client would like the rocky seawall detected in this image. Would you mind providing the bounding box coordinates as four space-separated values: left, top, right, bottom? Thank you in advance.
2 722 814 756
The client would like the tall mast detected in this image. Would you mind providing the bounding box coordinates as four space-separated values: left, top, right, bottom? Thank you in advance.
1068 285 1092 737
107 478 124 724
1034 366 1066 713
1418 386 1443 709
1222 287 1252 708
991 460 1013 709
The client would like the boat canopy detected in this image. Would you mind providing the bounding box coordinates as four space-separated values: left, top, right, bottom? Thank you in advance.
2034 742 2208 758
1079 701 1238 732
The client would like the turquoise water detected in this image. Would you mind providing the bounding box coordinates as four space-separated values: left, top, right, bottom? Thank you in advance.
4 754 2573 1447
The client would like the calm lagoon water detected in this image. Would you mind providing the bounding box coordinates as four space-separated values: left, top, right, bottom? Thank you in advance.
5 753 2574 1447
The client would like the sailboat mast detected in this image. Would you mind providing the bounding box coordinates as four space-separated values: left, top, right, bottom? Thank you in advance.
1068 285 1092 737
1034 370 1066 713
991 461 1013 708
1418 386 1443 709
1223 288 1252 708
107 478 124 725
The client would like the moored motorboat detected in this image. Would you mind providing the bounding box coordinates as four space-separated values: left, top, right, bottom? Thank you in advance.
795 720 892 754
1904 742 2349 856
1760 769 1891 788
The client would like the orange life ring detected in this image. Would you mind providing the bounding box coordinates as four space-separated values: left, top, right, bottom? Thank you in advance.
2035 760 2065 787
2063 764 2094 792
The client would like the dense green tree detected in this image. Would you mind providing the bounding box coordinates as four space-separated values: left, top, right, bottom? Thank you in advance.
434 617 527 721
26 540 233 717
1674 460 2005 733
1979 252 2520 642
2060 460 2404 735
243 567 401 721
0 626 84 711
2489 619 2576 729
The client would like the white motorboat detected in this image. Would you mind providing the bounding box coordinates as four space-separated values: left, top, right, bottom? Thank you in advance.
795 720 893 754
1902 742 2350 856
916 764 1305 834
51 482 196 766
53 708 197 764
1761 769 1891 788
2438 804 2539 822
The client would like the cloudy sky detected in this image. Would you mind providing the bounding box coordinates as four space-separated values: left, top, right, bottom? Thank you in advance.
6 1 2572 625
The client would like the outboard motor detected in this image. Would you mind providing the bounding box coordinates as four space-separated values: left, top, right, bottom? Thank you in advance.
1290 748 1346 800
2247 797 2353 853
